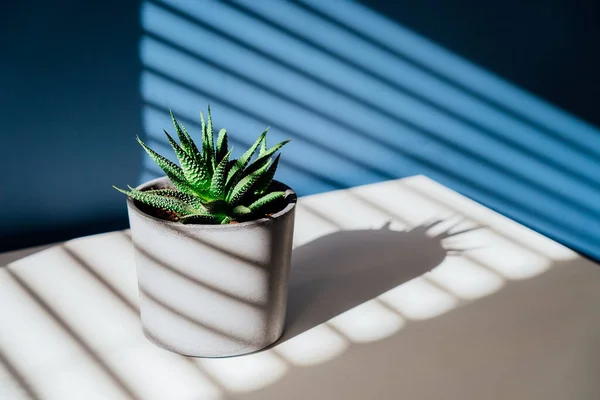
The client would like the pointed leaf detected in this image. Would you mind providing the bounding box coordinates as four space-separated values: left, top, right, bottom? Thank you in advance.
206 105 215 169
199 110 210 171
200 108 215 175
226 128 268 186
244 139 289 177
170 110 201 161
216 128 228 162
248 191 287 212
136 136 195 194
114 186 195 216
144 189 208 213
210 149 232 199
137 136 183 180
232 205 252 216
263 139 290 158
227 162 270 205
227 158 237 171
164 130 208 192
200 109 207 147
259 134 267 157
254 153 281 196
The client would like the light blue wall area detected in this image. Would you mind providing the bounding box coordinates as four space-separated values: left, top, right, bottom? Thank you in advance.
140 0 600 258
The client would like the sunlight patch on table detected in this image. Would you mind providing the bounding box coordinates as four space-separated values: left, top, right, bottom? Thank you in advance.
355 180 451 227
427 257 504 300
468 231 550 279
65 233 140 309
379 277 458 320
11 248 142 352
307 189 409 231
111 345 222 400
0 269 130 400
9 247 223 399
292 204 340 247
274 324 348 366
0 363 30 400
402 177 578 261
197 350 287 393
328 300 405 343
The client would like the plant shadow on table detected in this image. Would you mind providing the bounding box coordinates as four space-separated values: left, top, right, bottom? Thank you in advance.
279 219 475 342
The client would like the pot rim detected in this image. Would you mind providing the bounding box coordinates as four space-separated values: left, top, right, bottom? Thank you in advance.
127 176 297 231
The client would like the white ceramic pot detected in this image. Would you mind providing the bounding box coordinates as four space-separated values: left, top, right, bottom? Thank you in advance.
127 177 296 357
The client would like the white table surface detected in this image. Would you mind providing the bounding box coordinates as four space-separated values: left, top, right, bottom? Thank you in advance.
1 175 599 400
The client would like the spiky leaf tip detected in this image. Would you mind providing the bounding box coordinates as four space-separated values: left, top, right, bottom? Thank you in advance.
136 136 183 180
136 136 197 194
226 128 269 186
244 139 289 177
144 188 208 213
206 105 215 159
254 153 281 196
210 148 233 199
227 162 270 205
200 107 215 175
170 110 201 161
164 129 208 193
259 134 267 157
114 186 196 216
216 128 228 163
118 106 292 225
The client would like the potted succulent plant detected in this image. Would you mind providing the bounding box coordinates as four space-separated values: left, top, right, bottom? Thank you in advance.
114 107 296 357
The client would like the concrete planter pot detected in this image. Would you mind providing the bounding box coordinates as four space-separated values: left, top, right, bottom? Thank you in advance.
126 176 297 357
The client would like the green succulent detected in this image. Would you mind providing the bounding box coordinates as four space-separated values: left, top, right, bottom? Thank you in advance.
114 107 291 224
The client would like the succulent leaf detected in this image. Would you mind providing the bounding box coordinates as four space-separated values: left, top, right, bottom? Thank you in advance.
253 153 281 196
117 107 290 225
136 136 195 194
226 128 268 188
249 191 286 212
114 186 196 215
210 149 232 199
206 105 215 169
216 128 228 163
232 205 252 216
144 189 208 213
263 139 290 159
244 139 289 177
259 134 267 157
136 136 183 180
170 110 201 162
227 162 270 205
164 130 208 193
200 108 215 175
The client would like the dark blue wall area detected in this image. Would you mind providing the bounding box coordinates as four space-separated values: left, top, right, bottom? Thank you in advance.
0 0 143 251
359 0 600 258
364 0 600 128
2 0 600 261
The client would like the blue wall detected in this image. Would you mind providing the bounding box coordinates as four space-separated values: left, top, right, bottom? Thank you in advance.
0 0 143 251
2 0 600 260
